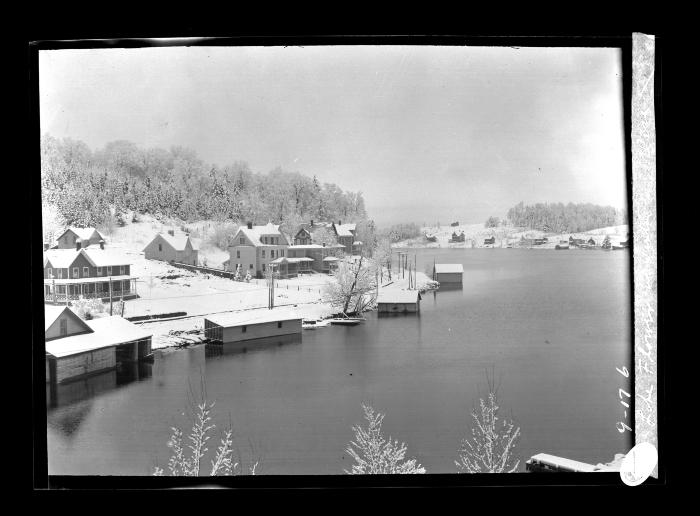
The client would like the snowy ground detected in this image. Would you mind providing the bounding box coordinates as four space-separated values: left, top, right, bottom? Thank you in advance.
392 223 629 249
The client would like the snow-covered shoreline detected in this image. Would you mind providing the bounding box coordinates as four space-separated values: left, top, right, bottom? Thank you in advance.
392 223 629 249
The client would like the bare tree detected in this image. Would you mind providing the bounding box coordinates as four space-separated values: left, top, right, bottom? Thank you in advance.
345 404 426 474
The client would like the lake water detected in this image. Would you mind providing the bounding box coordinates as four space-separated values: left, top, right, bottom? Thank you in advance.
46 248 633 475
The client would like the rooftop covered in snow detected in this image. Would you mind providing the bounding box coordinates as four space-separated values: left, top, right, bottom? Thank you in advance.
433 263 464 274
205 309 303 328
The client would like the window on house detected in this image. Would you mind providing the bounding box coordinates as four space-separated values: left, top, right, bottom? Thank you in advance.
158 244 162 252
271 250 275 259
120 266 125 275
57 269 63 279
262 250 266 258
277 322 282 328
73 267 79 278
47 267 52 278
281 250 284 257
242 326 247 333
60 318 67 336
240 238 245 244
97 267 102 276
107 266 112 275
250 264 253 269
83 267 89 277
73 235 76 244
236 250 240 258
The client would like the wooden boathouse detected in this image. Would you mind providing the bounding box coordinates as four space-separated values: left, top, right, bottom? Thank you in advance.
376 289 421 313
45 306 152 384
204 309 303 344
433 263 464 284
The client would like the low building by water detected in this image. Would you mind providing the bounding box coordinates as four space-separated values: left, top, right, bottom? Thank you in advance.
204 309 303 344
45 306 153 384
377 289 421 313
433 263 464 284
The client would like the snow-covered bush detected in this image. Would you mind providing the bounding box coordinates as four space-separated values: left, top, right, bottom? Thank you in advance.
72 296 106 320
455 380 521 473
344 404 426 474
153 399 258 476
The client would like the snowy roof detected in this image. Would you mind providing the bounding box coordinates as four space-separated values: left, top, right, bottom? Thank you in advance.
44 249 80 268
322 256 339 262
236 224 286 247
353 241 363 245
45 248 132 268
334 223 356 237
161 233 193 251
528 453 597 473
58 227 104 242
205 309 303 328
45 316 152 358
270 257 314 264
377 289 421 304
82 248 133 267
287 243 344 249
44 305 74 331
434 263 464 274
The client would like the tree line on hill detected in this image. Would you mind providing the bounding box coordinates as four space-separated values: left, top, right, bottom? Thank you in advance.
40 135 368 232
504 201 627 233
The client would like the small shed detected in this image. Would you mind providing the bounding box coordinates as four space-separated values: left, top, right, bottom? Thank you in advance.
45 310 153 384
433 263 464 284
204 309 302 344
377 289 421 313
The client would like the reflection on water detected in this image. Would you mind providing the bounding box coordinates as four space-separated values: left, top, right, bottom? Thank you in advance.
47 249 632 475
205 333 302 358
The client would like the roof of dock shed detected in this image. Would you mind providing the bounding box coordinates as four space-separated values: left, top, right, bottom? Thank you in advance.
45 316 152 358
205 309 303 328
434 263 464 274
377 289 422 304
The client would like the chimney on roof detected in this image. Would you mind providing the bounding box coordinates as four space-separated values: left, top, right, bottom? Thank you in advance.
322 242 326 247
99 239 105 250
310 220 314 227
247 222 253 229
168 229 175 236
75 238 82 251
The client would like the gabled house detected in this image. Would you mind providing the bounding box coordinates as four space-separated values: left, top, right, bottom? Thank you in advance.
43 248 137 303
55 227 106 249
332 221 362 254
227 222 292 278
44 305 152 384
143 230 199 265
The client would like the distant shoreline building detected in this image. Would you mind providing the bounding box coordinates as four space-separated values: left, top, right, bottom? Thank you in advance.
54 227 106 250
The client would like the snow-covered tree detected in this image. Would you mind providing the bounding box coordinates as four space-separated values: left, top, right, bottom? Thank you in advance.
455 374 521 473
322 256 377 315
345 404 426 474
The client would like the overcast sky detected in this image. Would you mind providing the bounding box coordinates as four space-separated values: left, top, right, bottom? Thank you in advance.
39 45 627 227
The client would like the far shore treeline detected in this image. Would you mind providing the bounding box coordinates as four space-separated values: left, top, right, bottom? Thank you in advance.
40 135 369 231
501 201 627 234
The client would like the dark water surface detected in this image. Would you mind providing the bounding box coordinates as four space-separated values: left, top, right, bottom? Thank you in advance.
47 248 632 475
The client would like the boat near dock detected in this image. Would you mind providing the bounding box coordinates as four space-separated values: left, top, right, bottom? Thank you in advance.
302 319 331 330
328 317 365 326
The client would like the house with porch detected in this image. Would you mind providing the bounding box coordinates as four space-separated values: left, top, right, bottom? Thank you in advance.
226 222 292 278
273 242 345 277
43 248 138 304
143 230 199 265
55 227 106 249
